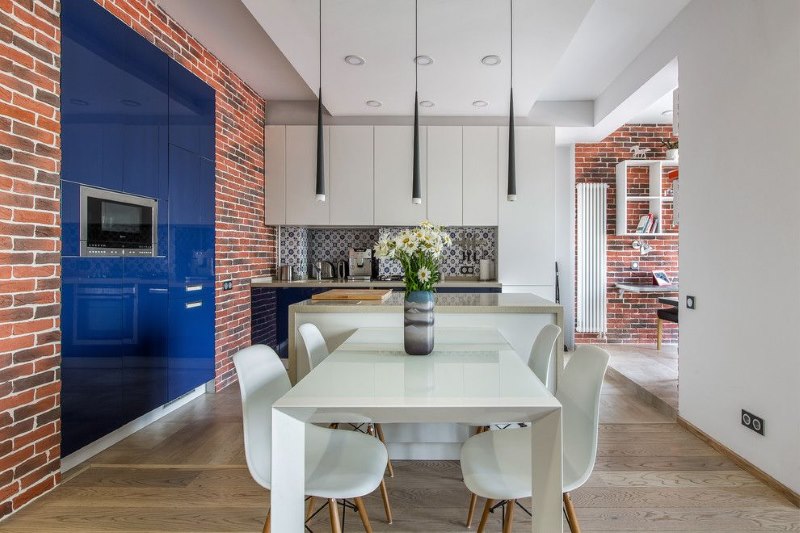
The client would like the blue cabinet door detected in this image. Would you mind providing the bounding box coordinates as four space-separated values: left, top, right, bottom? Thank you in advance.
169 62 215 160
167 288 215 401
122 257 169 421
61 0 127 191
60 257 124 456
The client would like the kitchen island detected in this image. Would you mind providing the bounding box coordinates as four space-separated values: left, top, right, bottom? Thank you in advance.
287 292 563 459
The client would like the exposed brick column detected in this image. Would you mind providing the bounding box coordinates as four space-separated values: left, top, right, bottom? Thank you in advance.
0 0 63 518
575 125 680 345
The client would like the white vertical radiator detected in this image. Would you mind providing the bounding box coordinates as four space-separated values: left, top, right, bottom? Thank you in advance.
576 183 608 335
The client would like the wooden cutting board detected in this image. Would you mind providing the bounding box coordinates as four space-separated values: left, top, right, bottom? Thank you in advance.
311 289 392 301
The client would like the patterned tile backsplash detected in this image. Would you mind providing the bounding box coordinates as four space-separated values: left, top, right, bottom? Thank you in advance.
279 226 497 279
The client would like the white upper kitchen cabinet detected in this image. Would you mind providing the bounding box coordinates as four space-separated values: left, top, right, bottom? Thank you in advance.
285 125 330 225
264 125 286 225
462 126 499 226
374 126 427 226
329 126 373 225
426 126 463 226
498 126 556 288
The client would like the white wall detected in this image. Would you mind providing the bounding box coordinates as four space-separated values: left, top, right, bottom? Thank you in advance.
677 0 800 493
555 145 576 349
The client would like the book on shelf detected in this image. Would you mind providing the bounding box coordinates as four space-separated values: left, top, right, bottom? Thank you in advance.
635 213 660 234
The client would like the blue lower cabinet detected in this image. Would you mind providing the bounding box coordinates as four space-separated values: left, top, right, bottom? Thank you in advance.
274 288 327 357
60 257 125 456
122 258 169 421
167 286 215 401
436 287 501 294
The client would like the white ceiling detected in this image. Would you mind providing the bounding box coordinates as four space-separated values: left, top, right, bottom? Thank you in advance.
156 0 314 100
538 0 690 101
629 91 674 124
156 0 689 126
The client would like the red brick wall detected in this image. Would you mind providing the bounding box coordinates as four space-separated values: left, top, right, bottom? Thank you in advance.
0 0 63 518
0 0 275 518
575 125 679 344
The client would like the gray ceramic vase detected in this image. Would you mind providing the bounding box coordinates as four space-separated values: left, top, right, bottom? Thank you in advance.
404 290 434 355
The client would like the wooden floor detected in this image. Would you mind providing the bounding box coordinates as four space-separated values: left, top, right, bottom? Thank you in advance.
600 343 679 418
2 372 797 532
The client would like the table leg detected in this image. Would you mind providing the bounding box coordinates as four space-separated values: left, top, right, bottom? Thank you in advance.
271 408 306 531
531 408 562 533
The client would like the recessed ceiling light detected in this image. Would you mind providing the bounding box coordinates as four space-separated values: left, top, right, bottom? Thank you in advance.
661 109 674 116
69 98 89 106
472 100 488 108
120 99 141 107
414 55 433 66
419 100 434 108
366 100 382 107
481 55 501 66
344 55 366 66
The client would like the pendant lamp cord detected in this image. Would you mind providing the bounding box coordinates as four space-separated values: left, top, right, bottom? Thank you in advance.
509 0 513 90
415 0 418 92
319 0 322 93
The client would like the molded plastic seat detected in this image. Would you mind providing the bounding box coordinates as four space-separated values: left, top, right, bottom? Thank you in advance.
527 323 561 393
233 344 389 530
460 345 610 531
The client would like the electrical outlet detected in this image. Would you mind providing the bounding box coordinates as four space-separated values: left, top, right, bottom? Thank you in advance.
686 295 696 309
223 280 233 291
741 409 765 436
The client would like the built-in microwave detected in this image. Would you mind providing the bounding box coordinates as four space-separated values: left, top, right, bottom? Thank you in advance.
80 186 158 257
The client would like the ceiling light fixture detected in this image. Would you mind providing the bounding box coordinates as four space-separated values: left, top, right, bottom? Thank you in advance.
315 0 325 202
344 55 365 66
414 55 433 66
366 100 382 107
411 1 422 205
481 55 501 66
506 0 516 202
419 100 434 107
472 100 488 108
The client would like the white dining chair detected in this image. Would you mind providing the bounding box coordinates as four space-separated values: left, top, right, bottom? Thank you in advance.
233 344 392 533
460 345 610 532
298 322 396 482
527 323 561 393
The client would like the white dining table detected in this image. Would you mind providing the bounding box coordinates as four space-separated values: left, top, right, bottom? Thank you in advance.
271 326 563 532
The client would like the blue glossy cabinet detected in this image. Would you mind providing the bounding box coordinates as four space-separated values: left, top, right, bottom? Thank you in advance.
61 0 216 456
167 145 215 400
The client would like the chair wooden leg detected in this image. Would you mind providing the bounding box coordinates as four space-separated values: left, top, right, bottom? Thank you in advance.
354 497 374 533
374 423 394 477
262 508 270 533
378 478 393 524
563 492 581 533
657 318 663 350
477 498 494 533
466 492 478 528
328 498 342 533
502 499 515 533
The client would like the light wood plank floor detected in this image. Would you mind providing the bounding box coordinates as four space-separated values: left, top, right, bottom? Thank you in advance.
1 372 797 532
600 343 679 418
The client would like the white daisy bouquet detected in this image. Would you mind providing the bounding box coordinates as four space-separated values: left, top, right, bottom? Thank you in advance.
374 221 452 292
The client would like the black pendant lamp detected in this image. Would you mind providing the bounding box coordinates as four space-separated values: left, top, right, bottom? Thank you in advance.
315 0 326 202
507 0 517 202
411 0 422 205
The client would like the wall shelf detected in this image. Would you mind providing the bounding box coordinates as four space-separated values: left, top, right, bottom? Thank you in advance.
616 159 679 236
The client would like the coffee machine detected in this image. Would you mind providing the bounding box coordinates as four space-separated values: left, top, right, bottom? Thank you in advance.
348 248 372 281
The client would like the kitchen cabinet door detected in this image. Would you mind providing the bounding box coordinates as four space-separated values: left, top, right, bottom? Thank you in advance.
374 126 428 226
497 127 556 286
169 61 215 160
330 126 374 225
264 125 287 225
167 288 215 401
285 126 330 225
463 127 499 226
427 126 462 226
